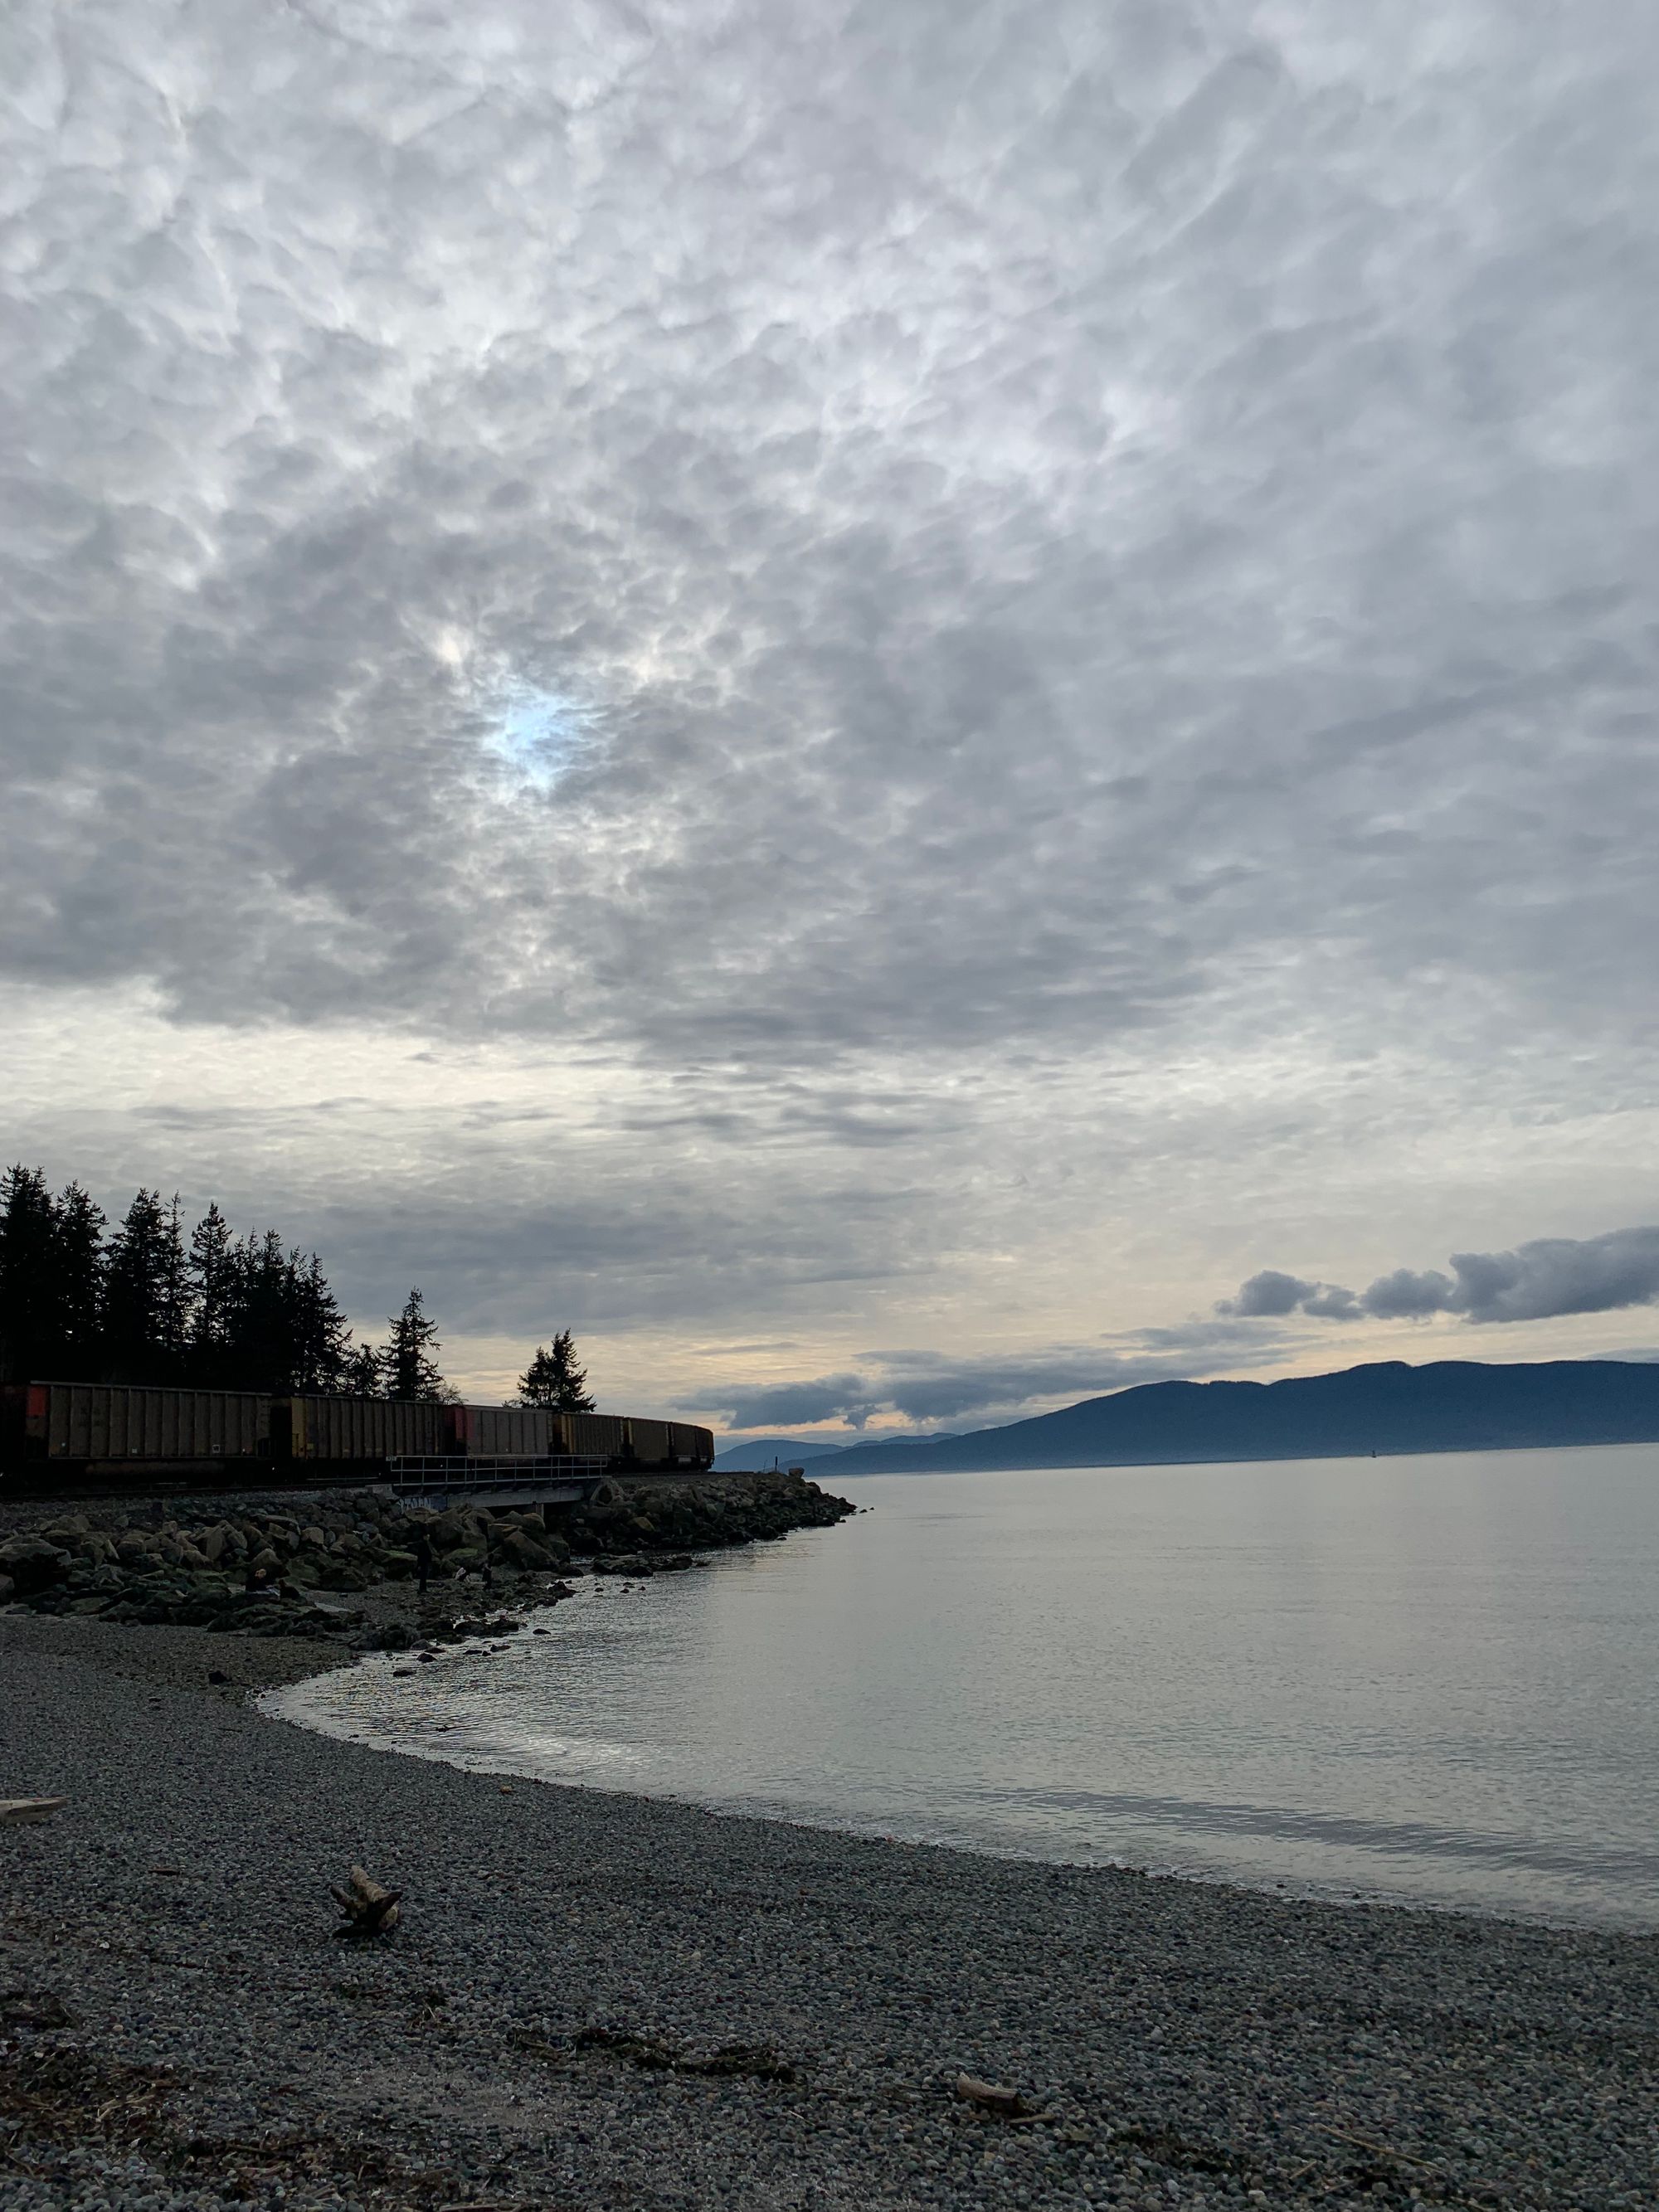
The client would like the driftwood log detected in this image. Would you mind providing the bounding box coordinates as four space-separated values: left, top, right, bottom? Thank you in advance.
952 2073 1048 2122
331 1864 401 1937
0 1798 67 1826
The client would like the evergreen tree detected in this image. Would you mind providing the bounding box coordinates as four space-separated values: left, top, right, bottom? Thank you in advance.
516 1329 595 1411
184 1226 351 1393
382 1287 448 1402
0 1164 59 1383
155 1194 191 1369
53 1182 106 1373
224 1229 295 1393
104 1189 178 1380
187 1203 236 1381
0 1158 437 1398
340 1339 385 1397
291 1252 351 1393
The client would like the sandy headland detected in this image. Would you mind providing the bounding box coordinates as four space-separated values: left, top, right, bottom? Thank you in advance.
2 1502 1657 2211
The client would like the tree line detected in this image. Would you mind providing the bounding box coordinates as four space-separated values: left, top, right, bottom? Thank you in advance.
0 1164 593 1409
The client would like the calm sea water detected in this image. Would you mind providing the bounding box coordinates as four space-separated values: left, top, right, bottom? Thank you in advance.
270 1446 1659 1927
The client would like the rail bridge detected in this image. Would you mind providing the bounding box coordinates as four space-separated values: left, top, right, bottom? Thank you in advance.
386 1456 615 1513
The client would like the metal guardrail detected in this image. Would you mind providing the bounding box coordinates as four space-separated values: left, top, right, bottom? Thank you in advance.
387 1455 608 1508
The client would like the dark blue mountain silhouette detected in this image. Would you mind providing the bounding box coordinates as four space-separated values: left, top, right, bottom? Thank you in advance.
820 1359 1659 1474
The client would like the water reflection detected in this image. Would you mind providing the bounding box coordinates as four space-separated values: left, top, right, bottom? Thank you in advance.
269 1446 1659 1926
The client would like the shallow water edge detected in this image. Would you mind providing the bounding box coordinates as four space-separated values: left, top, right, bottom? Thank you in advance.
265 1437 1659 1934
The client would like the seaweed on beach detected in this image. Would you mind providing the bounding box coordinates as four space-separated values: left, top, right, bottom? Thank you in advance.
573 2022 798 2081
0 2039 174 2156
0 2034 473 2206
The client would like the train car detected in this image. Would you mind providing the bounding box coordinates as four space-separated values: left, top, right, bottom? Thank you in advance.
641 1418 714 1470
441 1405 712 1468
558 1411 625 1462
445 1404 555 1456
15 1380 270 1471
273 1394 447 1464
668 1421 708 1466
621 1417 671 1466
544 1411 713 1470
2 1378 716 1492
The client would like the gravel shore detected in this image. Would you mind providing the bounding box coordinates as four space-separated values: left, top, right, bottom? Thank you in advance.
2 1611 1656 2212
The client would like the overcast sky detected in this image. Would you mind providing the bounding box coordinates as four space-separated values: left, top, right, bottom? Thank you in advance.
6 1 1659 1435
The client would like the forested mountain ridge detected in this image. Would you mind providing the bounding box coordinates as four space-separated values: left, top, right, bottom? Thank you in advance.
818 1359 1659 1474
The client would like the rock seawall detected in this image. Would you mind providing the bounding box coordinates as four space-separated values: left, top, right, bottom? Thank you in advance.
0 1469 854 1650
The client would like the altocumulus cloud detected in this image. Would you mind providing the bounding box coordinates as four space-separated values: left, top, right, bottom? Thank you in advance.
4 0 1659 1076
1222 1228 1659 1328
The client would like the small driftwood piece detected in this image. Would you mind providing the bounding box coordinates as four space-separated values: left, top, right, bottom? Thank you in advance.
0 1798 67 1825
331 1864 401 1938
953 2073 1049 2122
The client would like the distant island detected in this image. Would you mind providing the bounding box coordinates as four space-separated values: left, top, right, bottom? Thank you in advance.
710 1436 849 1473
731 1359 1659 1475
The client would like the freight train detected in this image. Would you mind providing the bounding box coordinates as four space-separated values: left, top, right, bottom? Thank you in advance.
0 1379 714 1496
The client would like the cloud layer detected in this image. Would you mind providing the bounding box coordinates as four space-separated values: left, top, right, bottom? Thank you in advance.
716 1334 1287 1432
7 2 1659 1413
7 0 1659 1071
1224 1228 1659 1329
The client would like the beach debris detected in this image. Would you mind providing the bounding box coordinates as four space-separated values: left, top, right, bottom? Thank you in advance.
1321 2122 1436 2170
684 2039 797 2083
1 1991 74 2029
575 2025 797 2082
330 1864 401 1938
952 2073 1049 2122
0 1798 67 1826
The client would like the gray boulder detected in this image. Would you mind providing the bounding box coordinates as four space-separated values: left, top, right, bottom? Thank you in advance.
0 1537 71 1593
499 1529 555 1571
316 1562 370 1592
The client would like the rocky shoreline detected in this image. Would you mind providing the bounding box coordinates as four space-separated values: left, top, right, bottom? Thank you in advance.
2 1487 1657 2212
0 1467 854 1651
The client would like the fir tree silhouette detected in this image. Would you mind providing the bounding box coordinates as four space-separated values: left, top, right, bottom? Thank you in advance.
516 1329 595 1411
382 1287 450 1402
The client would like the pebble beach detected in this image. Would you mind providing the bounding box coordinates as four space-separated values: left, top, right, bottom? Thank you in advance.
3 1602 1657 2212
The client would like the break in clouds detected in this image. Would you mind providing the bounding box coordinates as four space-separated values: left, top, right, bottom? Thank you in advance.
1224 1228 1659 1329
6 1 1659 1423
